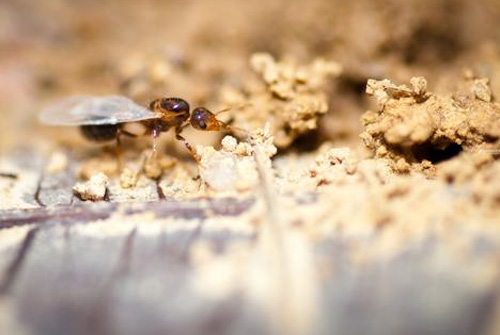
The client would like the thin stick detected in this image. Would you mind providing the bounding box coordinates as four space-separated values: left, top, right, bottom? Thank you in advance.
252 142 317 335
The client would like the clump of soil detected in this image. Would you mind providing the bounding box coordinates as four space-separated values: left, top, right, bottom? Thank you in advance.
360 75 500 172
221 53 342 148
198 136 257 192
73 172 109 201
436 151 500 213
119 167 140 189
198 125 277 192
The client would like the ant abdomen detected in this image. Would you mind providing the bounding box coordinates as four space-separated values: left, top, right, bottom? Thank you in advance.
80 124 119 142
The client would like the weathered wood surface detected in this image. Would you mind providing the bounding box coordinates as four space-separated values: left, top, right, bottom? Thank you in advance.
1 215 498 335
1 148 499 335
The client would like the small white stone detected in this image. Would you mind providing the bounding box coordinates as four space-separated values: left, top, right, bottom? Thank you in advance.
73 172 109 201
221 136 238 152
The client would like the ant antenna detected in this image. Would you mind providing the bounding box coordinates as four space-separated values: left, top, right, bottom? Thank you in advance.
218 121 249 138
214 102 252 138
215 102 252 116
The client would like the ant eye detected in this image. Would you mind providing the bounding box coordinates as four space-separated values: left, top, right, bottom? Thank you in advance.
199 120 207 129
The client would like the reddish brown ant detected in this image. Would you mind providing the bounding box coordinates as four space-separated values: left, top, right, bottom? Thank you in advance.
39 95 243 167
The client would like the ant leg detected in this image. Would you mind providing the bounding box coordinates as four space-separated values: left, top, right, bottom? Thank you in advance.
150 128 160 160
115 131 123 172
121 127 158 160
175 126 200 164
115 129 145 171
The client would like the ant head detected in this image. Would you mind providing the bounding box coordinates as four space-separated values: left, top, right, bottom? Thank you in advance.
190 107 221 131
150 98 190 126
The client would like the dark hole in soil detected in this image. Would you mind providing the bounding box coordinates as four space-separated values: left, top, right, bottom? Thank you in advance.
277 129 324 156
292 130 324 152
412 142 463 164
338 75 368 97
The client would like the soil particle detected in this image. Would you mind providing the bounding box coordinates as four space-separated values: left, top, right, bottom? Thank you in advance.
72 172 109 201
472 77 492 102
119 167 139 189
198 126 277 192
158 165 203 199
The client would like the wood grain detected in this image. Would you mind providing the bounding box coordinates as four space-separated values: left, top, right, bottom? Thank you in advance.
0 148 499 335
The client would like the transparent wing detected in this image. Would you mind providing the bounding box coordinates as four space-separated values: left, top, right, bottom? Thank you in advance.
39 95 160 126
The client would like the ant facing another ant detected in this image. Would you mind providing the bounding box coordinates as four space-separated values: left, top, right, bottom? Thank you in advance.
39 95 245 168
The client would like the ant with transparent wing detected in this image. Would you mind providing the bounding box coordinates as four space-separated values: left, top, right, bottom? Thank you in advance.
39 95 244 167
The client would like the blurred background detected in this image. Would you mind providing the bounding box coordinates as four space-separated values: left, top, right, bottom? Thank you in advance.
1 0 500 151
